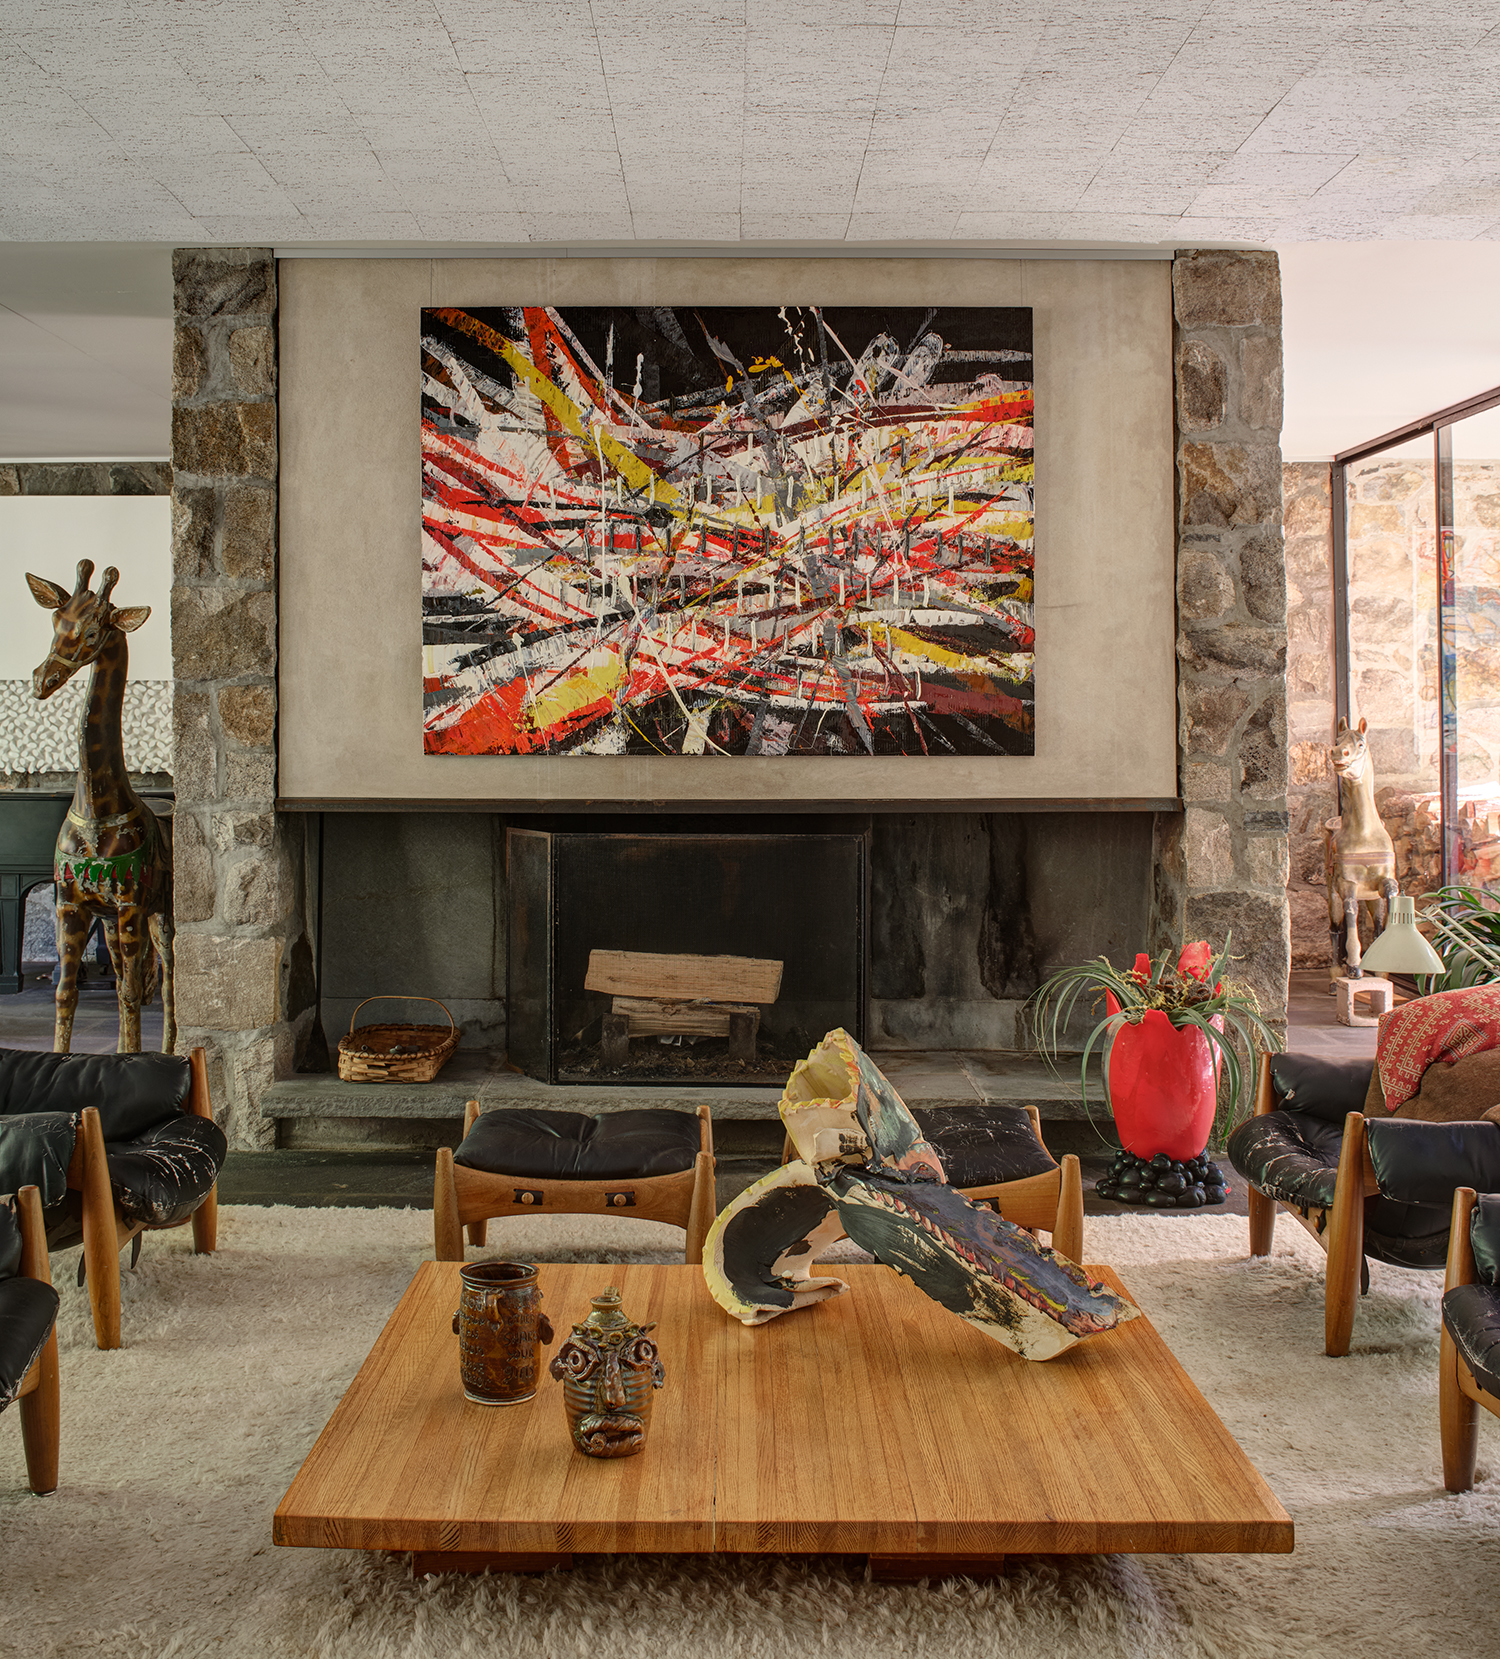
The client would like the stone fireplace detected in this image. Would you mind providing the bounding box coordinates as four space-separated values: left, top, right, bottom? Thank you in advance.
164 247 1292 1150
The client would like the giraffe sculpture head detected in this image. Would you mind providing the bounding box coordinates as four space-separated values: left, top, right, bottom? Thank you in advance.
27 559 150 701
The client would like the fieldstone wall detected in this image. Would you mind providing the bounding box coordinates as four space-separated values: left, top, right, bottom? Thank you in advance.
170 248 313 1148
1283 464 1338 967
1150 249 1290 1032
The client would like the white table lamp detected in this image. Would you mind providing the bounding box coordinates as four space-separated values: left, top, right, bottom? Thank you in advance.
1359 895 1446 975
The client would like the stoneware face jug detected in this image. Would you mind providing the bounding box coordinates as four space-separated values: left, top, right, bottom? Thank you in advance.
452 1261 554 1406
548 1286 665 1457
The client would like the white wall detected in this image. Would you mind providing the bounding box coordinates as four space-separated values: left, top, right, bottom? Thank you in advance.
0 495 172 680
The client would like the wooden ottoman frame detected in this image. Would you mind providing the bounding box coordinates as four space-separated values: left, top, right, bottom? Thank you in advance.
434 1101 716 1266
9 1184 60 1495
72 1045 219 1351
780 1105 1085 1264
1245 1052 1376 1358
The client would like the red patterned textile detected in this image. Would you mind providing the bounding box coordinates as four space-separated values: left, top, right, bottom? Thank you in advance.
1376 986 1500 1110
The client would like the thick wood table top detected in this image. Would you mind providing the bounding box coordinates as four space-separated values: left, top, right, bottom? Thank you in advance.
274 1262 1292 1560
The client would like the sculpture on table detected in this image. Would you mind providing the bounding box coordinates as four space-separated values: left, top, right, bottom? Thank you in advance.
27 561 174 1054
550 1286 665 1458
703 1028 1138 1362
1324 716 1399 980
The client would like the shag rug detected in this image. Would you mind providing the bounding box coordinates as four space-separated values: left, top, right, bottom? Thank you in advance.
1 1205 1497 1659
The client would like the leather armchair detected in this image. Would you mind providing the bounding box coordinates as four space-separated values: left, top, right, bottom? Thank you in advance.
1440 1184 1500 1491
0 1047 227 1349
1 1185 60 1493
1228 1053 1500 1355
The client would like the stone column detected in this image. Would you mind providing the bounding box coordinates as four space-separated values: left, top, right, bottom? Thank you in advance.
1150 250 1291 1032
170 248 311 1147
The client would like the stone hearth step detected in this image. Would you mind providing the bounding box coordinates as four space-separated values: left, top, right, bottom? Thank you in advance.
260 1049 1106 1149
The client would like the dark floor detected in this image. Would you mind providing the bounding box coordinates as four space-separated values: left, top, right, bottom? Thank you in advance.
4 967 1365 1222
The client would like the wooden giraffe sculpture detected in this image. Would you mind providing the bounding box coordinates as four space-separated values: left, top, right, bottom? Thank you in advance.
27 560 175 1054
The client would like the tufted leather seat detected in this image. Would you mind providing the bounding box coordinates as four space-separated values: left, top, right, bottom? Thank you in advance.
0 1199 57 1414
437 1100 717 1265
454 1108 703 1183
911 1104 1059 1189
0 1046 225 1349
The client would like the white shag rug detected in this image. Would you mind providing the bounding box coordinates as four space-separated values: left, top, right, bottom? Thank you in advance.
2 1205 1497 1659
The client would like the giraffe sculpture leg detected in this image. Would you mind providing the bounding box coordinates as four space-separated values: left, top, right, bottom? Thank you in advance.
148 909 176 1055
53 901 89 1054
114 905 146 1054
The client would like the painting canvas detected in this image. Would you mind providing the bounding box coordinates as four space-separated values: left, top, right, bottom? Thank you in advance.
421 305 1033 757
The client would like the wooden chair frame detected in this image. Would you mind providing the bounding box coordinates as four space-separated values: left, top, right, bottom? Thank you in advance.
68 1045 219 1350
435 1101 716 1266
9 1184 60 1494
1245 1052 1377 1357
780 1105 1085 1264
1439 1185 1500 1492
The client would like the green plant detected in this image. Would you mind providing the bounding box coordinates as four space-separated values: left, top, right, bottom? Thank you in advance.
1415 884 1500 991
1030 939 1283 1147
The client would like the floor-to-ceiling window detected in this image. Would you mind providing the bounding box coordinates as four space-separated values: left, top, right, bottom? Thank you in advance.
1335 387 1500 891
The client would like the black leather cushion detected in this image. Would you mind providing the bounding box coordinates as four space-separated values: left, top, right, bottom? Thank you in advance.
455 1108 701 1182
1362 1201 1451 1269
0 1280 58 1412
1473 1193 1500 1287
107 1113 227 1228
0 1112 78 1210
1365 1117 1500 1207
1269 1054 1375 1124
0 1048 191 1142
1443 1283 1500 1400
1227 1108 1344 1210
911 1105 1056 1188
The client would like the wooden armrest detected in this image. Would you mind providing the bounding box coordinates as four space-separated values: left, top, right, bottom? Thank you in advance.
696 1102 714 1159
188 1046 213 1119
16 1185 51 1285
1253 1052 1275 1117
1445 1187 1479 1294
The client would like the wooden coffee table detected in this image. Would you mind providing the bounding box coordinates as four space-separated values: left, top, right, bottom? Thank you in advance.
274 1261 1291 1577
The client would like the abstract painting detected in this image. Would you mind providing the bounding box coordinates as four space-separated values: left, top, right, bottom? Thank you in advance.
421 306 1033 757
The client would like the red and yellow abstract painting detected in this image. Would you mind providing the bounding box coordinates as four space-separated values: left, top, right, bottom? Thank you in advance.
422 306 1033 757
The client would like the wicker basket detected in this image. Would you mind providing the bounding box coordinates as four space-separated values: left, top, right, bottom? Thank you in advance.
337 996 460 1083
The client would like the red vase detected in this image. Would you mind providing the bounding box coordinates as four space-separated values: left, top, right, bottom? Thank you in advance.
1103 1001 1222 1160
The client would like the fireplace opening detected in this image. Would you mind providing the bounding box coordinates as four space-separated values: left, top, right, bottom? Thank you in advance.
507 828 867 1086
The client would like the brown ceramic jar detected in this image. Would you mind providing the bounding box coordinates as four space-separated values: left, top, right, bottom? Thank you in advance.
452 1260 554 1405
548 1286 665 1457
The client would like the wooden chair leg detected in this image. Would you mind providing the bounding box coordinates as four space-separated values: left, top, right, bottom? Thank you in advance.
466 1219 489 1248
1052 1154 1084 1263
16 1186 59 1494
1323 1111 1366 1358
1441 1186 1481 1492
187 1047 218 1253
685 1151 716 1266
192 1187 218 1254
434 1146 464 1262
79 1106 122 1350
1247 1185 1276 1256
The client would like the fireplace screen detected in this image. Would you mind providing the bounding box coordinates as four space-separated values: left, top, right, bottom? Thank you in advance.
507 829 866 1086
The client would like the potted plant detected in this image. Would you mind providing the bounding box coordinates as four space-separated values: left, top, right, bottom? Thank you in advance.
1031 939 1282 1208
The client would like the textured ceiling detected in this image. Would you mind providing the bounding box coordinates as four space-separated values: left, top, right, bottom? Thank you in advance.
4 0 1500 247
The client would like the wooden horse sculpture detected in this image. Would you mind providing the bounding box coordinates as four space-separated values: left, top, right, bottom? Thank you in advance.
1324 716 1398 979
27 560 175 1053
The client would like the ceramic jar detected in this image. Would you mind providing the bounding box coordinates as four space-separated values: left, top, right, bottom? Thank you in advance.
452 1260 554 1405
548 1286 665 1457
